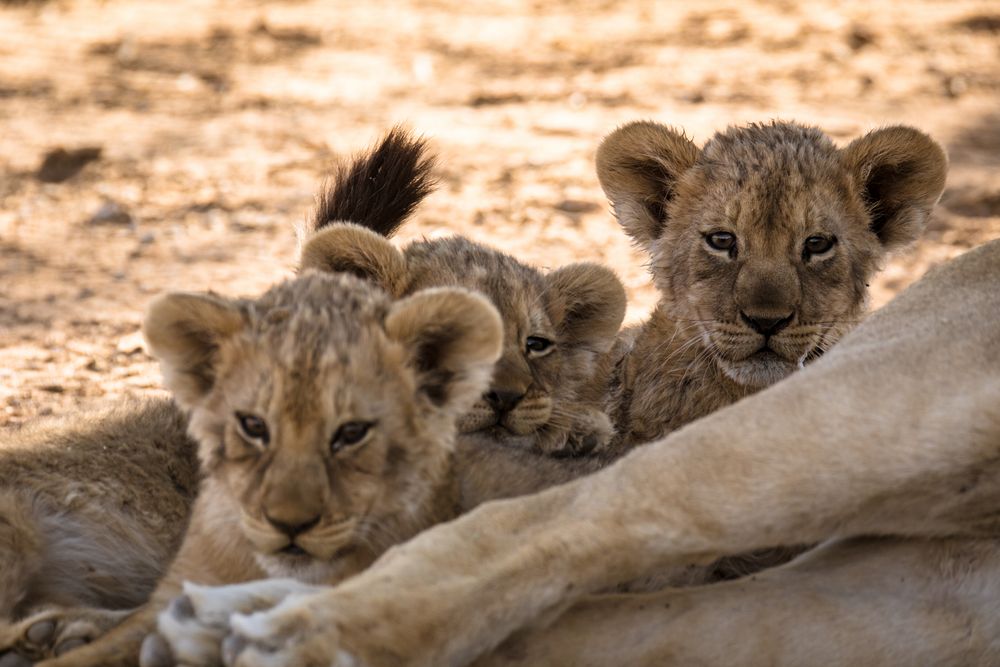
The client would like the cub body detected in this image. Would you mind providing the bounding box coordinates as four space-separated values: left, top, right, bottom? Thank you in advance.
0 401 198 662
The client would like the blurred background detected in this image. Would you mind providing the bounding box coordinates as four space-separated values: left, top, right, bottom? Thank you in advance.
1 0 998 425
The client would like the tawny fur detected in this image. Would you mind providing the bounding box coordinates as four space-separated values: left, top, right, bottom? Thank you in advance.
157 237 1000 667
453 121 949 581
2 128 617 666
0 129 503 667
0 399 198 660
302 130 626 457
30 271 503 667
445 121 947 520
595 120 947 452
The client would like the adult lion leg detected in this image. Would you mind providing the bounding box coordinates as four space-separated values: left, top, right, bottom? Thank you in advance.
474 537 1000 667
195 242 1000 667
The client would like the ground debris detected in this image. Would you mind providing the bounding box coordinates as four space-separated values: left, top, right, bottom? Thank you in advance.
36 147 102 183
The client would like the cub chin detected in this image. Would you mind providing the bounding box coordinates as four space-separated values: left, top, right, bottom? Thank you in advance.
300 128 627 458
33 270 502 667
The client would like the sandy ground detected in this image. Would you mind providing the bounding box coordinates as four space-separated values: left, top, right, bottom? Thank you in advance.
1 0 998 427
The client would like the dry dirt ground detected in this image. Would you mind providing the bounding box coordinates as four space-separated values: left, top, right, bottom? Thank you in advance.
1 0 999 427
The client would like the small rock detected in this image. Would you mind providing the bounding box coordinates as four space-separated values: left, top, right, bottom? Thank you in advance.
554 199 600 214
89 200 133 226
37 146 102 183
39 384 65 394
846 24 876 51
954 14 1000 34
944 75 967 98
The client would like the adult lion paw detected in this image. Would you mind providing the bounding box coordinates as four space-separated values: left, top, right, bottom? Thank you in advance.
142 579 323 667
221 592 363 667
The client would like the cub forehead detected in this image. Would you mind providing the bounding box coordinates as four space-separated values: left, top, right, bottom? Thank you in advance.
250 271 392 338
404 237 554 325
697 123 844 184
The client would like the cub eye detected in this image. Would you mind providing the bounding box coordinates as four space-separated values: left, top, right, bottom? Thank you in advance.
525 336 554 356
804 235 836 257
235 412 270 446
331 421 373 451
705 231 736 252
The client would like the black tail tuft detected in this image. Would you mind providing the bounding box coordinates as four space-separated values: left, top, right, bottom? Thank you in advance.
312 126 437 238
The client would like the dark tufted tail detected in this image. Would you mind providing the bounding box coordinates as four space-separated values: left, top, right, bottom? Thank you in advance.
311 126 437 238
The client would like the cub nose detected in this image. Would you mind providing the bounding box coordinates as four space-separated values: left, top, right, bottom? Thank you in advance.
484 388 525 413
264 512 321 539
740 312 794 336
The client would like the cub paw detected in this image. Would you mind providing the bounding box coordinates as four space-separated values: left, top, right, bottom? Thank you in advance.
535 408 614 457
0 607 128 662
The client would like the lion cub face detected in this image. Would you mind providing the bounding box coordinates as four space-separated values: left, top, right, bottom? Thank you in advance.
302 231 626 454
144 271 501 582
598 121 947 386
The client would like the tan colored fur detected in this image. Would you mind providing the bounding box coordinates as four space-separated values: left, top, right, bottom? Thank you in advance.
155 237 1000 667
0 400 198 662
1 130 625 666
452 122 947 528
301 226 626 457
28 271 502 667
596 121 947 451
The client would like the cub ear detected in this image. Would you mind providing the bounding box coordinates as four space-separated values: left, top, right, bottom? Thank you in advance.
545 263 626 354
384 288 503 419
596 121 700 248
143 292 245 407
299 223 409 297
841 126 948 252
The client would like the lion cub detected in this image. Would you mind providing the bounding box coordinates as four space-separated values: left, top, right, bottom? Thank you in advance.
0 401 198 665
596 120 947 453
31 269 501 667
301 129 627 458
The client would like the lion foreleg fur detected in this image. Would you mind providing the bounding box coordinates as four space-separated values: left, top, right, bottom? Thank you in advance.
472 536 1000 666
305 240 1000 666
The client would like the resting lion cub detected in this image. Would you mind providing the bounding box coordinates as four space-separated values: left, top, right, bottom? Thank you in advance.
32 269 502 667
302 129 627 458
0 401 198 665
596 121 947 452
